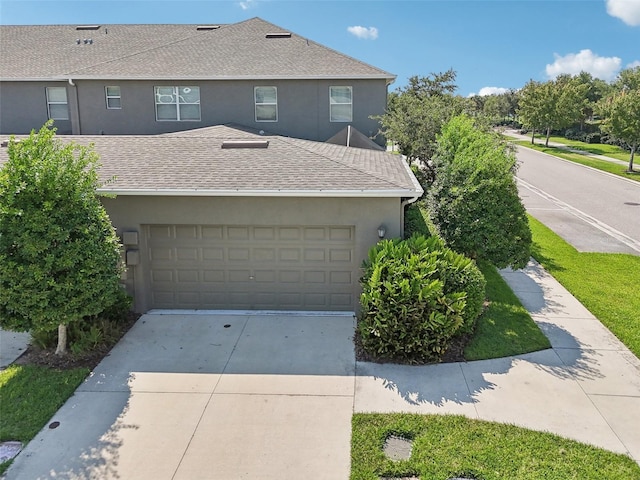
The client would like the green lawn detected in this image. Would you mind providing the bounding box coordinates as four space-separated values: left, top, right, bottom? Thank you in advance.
464 261 550 360
0 365 89 475
529 215 640 358
526 134 632 162
512 140 639 182
351 413 640 479
404 203 550 361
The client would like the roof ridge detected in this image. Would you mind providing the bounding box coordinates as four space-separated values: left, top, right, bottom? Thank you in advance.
278 136 410 190
65 24 229 76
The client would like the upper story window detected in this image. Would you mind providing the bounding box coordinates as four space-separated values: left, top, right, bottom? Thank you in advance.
46 87 69 120
154 86 200 121
329 86 352 122
105 86 121 109
255 86 277 122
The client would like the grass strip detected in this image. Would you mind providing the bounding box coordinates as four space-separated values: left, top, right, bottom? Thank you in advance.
405 203 550 361
513 141 639 182
528 215 640 358
0 365 88 474
351 413 640 480
464 261 550 360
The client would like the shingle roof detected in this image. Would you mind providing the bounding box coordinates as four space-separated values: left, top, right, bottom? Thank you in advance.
0 125 422 198
0 18 395 81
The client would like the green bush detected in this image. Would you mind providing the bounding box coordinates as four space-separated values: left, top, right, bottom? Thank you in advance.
428 115 531 269
358 234 485 363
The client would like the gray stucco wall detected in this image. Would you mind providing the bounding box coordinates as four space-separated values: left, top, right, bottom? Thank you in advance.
102 195 402 312
1 79 388 145
0 81 73 134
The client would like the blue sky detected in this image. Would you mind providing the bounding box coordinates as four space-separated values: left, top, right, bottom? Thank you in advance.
1 0 639 96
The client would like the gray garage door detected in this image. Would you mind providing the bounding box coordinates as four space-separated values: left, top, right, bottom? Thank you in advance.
145 224 357 310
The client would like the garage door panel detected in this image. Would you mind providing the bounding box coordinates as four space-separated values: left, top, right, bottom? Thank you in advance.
330 249 352 262
176 225 198 239
304 271 326 283
202 226 223 239
279 249 301 262
150 247 173 261
254 248 276 262
176 247 199 261
146 225 356 310
330 227 353 240
203 248 224 261
304 249 326 262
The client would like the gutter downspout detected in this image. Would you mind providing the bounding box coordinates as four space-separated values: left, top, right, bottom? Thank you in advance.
68 78 82 135
399 154 424 238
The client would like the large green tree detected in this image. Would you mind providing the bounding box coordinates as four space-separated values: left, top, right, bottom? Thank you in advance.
427 115 532 269
598 88 640 171
517 76 587 146
0 122 124 354
376 70 467 184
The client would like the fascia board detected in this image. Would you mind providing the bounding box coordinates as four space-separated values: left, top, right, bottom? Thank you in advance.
98 188 418 197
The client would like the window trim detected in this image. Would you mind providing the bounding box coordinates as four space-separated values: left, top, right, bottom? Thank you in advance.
329 86 352 123
46 86 69 121
154 86 201 122
254 86 278 123
105 86 122 110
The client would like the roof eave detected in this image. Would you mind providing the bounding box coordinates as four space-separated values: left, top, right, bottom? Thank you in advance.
2 74 397 82
98 188 418 197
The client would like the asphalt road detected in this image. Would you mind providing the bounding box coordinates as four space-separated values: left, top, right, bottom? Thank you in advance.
515 146 640 255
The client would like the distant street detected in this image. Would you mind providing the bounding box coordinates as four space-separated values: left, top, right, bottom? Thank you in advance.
514 146 640 255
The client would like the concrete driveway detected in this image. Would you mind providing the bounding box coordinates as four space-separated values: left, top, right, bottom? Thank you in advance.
6 312 356 479
5 263 640 478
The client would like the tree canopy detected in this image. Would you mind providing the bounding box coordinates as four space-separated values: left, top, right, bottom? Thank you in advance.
598 88 640 171
377 69 467 181
517 75 588 146
427 115 532 269
0 122 124 354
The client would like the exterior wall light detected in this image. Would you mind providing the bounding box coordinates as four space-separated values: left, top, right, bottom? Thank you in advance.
377 224 386 239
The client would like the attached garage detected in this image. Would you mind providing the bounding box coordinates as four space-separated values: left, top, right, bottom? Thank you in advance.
145 224 356 310
15 124 423 313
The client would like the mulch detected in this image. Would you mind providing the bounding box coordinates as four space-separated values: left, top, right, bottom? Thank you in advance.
13 313 140 371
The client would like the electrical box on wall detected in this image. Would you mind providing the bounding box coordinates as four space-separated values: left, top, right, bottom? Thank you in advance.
122 231 139 246
126 249 139 266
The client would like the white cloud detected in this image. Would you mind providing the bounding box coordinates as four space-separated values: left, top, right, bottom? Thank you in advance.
474 87 509 97
628 60 640 68
546 49 621 81
347 26 379 40
606 0 640 26
239 0 257 10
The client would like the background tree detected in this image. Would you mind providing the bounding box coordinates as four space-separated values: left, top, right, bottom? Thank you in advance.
572 71 611 129
0 122 124 355
615 65 640 91
427 115 532 269
516 80 549 143
376 69 466 184
518 76 587 146
598 88 640 171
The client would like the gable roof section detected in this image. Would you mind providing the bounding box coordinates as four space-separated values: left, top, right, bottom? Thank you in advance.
0 18 395 82
0 125 422 198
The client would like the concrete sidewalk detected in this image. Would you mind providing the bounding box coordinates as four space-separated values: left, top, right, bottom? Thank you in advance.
4 261 640 478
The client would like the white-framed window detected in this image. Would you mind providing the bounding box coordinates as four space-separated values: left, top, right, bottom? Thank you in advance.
154 86 200 121
46 86 69 120
329 86 352 122
105 86 121 109
254 86 277 122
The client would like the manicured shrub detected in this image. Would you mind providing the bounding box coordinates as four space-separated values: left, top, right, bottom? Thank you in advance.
358 234 485 363
585 132 601 144
428 115 532 269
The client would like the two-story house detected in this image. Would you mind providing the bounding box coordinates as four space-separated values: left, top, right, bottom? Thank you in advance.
0 17 395 145
0 18 422 313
